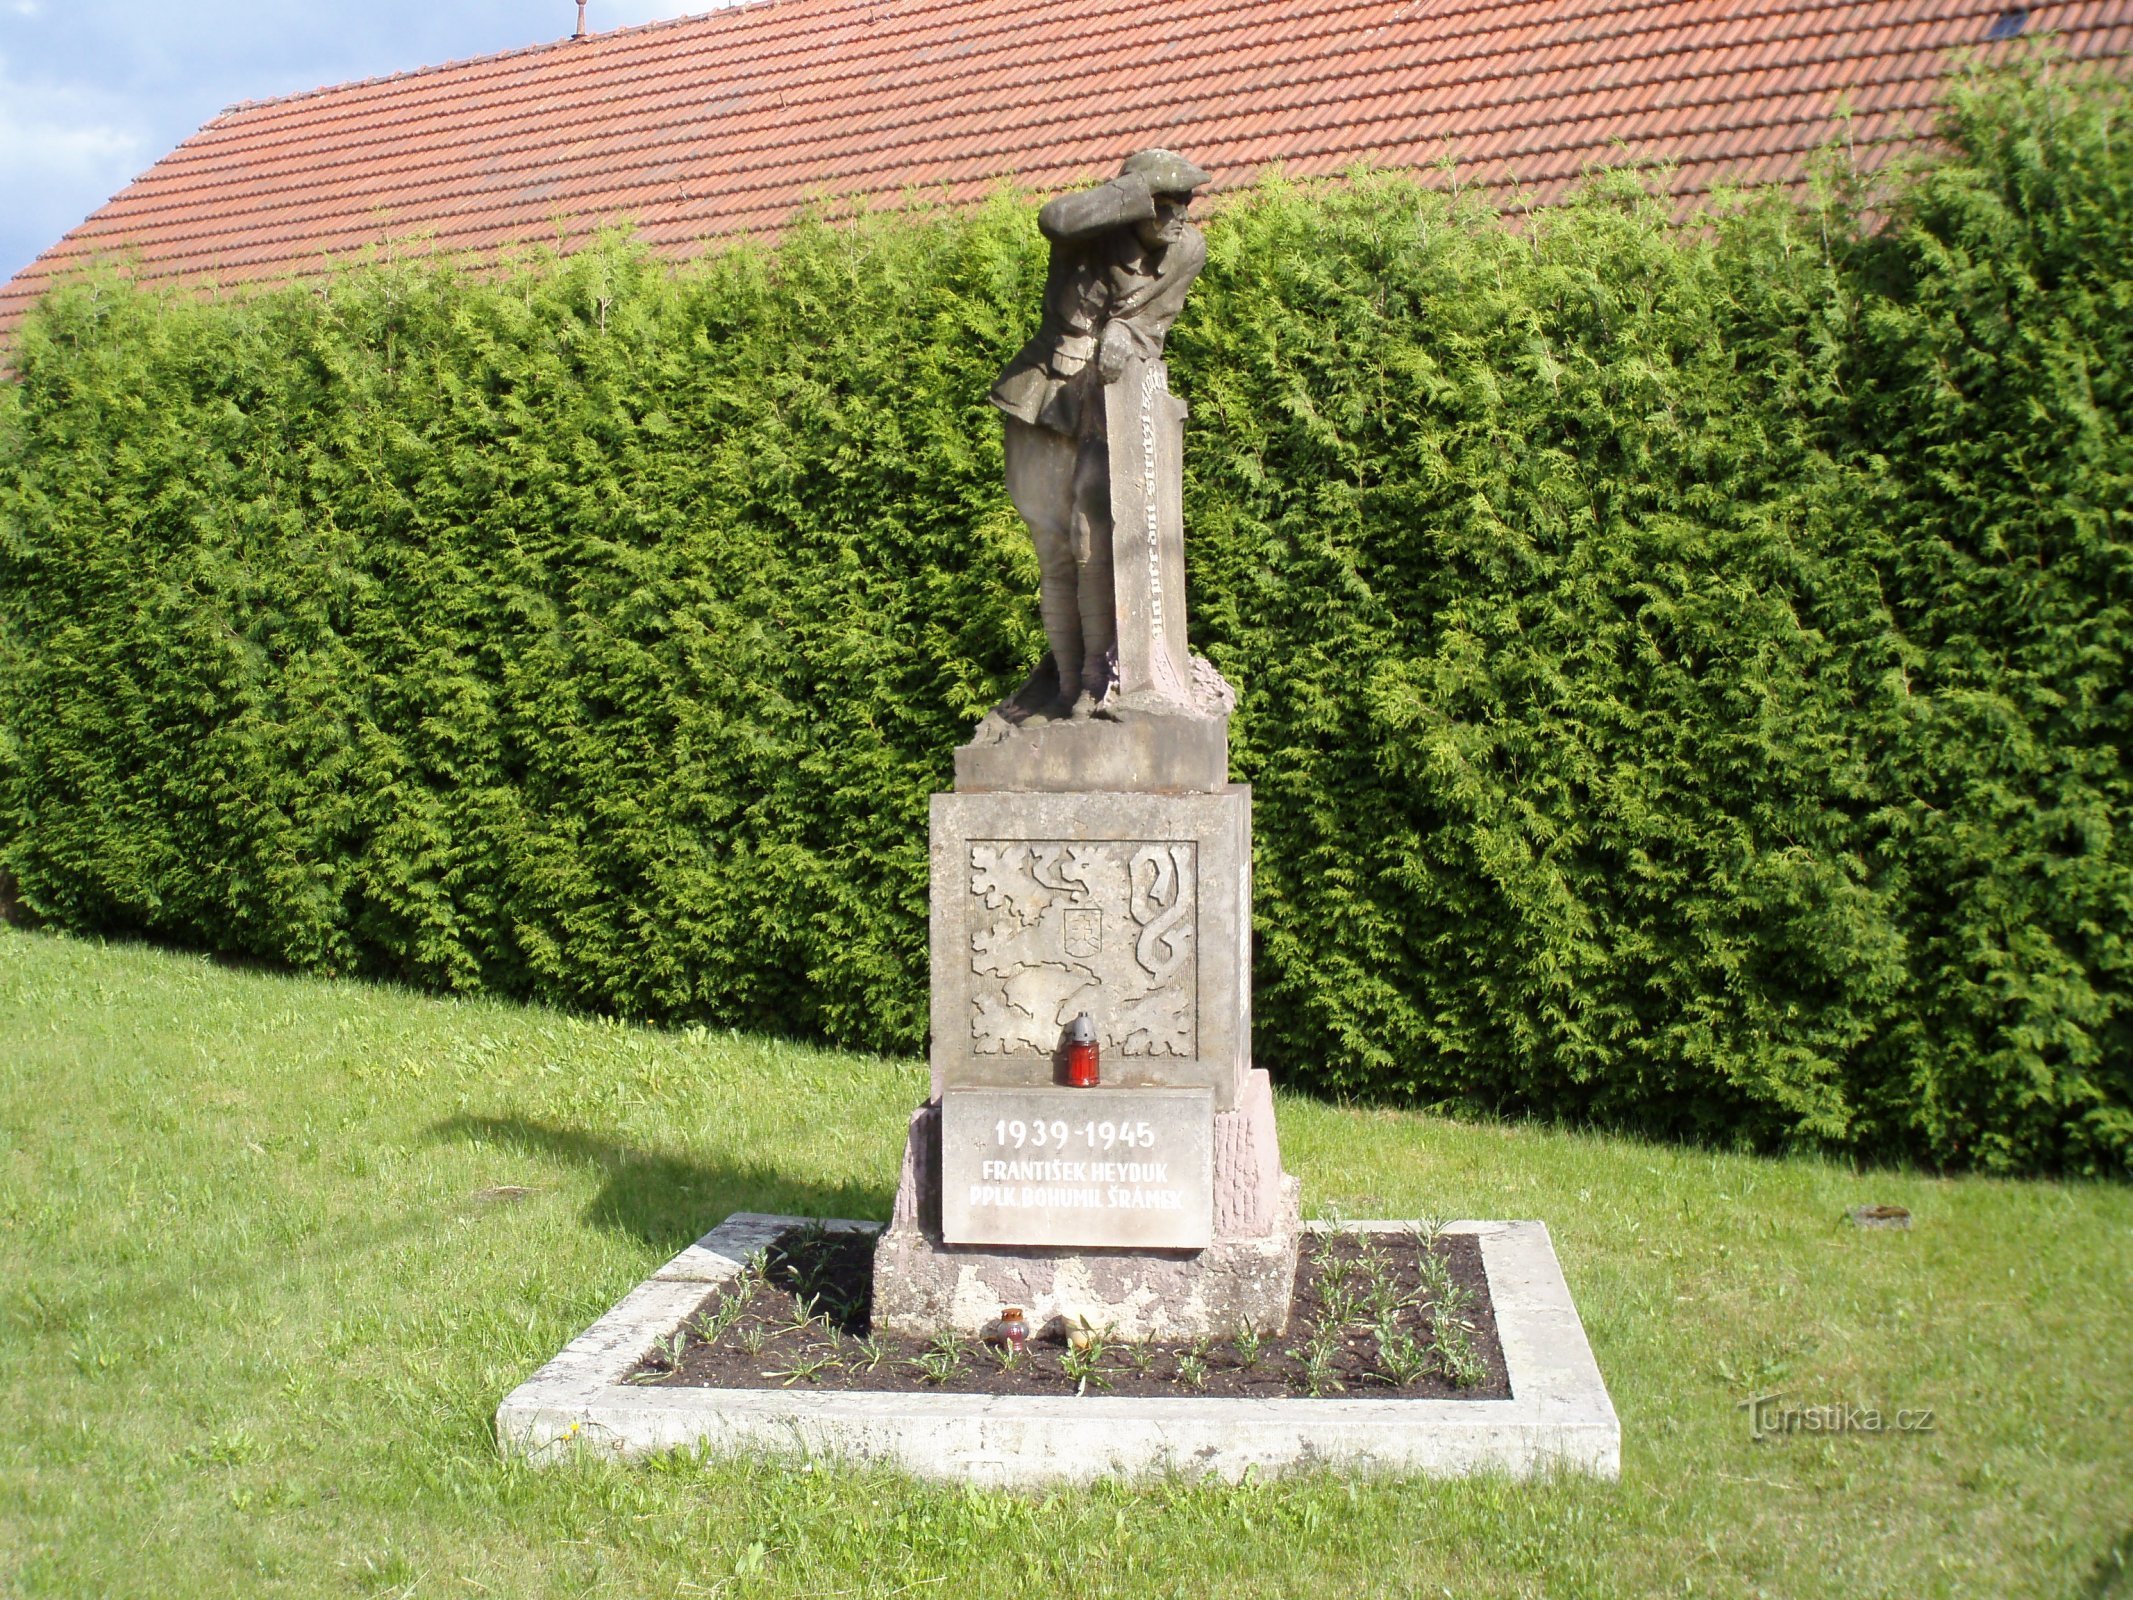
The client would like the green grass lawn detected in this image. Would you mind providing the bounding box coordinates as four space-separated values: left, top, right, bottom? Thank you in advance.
3 925 2129 1598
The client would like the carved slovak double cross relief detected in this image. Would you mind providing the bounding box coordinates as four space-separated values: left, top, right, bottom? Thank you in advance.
967 840 1197 1059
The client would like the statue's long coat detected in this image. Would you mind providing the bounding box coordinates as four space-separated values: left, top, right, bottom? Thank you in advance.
989 177 1207 437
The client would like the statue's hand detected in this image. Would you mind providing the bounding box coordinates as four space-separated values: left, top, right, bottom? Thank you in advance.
1097 321 1133 383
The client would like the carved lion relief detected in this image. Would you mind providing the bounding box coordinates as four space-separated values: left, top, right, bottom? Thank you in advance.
967 840 1196 1058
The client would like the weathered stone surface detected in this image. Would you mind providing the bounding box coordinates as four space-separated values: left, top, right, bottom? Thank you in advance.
930 786 1253 1111
892 1074 1283 1238
940 1085 1214 1249
991 158 1210 718
1106 357 1193 710
1213 1067 1284 1237
875 1073 1293 1338
954 702 1230 794
872 1176 1301 1342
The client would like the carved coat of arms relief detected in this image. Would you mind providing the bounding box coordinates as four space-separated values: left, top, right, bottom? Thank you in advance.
967 840 1196 1058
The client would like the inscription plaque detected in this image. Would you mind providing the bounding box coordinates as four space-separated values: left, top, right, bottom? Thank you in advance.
940 1085 1214 1249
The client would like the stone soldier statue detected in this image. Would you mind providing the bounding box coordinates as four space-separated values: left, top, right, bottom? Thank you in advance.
990 149 1210 720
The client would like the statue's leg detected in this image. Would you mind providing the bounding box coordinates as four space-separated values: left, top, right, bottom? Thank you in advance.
1002 418 1082 707
1070 431 1116 710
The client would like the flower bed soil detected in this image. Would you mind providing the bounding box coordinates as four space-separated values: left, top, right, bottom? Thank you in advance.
627 1225 1510 1400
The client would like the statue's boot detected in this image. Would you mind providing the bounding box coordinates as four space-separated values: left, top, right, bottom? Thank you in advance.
1048 663 1082 720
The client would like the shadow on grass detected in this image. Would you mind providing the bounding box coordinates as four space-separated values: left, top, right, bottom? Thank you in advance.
2083 1527 2133 1598
430 1115 893 1256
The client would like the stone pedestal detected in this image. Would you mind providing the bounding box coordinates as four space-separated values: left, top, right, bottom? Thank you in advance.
872 695 1302 1340
873 336 1297 1340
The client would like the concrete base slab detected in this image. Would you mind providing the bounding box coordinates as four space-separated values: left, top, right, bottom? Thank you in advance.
496 1213 1620 1485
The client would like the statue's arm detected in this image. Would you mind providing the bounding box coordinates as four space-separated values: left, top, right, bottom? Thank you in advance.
1097 225 1208 378
1038 173 1156 243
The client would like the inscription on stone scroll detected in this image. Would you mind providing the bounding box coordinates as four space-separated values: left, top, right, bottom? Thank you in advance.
1107 357 1194 710
967 839 1197 1059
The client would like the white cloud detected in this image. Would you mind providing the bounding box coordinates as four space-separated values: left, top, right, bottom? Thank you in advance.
10 2 44 17
1 113 140 175
0 53 149 276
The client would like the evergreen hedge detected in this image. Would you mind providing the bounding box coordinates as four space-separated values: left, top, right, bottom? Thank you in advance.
4 64 2129 1173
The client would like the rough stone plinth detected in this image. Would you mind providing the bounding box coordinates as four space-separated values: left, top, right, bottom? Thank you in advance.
872 1068 1296 1340
870 1179 1300 1342
954 706 1229 794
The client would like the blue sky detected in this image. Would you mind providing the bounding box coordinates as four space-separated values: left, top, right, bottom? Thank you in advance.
0 1 712 283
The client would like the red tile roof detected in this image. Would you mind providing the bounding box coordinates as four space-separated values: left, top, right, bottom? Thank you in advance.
6 0 2130 337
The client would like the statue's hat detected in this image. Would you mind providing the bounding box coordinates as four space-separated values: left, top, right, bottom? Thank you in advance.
1119 149 1210 195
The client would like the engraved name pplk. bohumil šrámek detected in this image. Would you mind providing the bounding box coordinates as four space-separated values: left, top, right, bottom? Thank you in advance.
967 841 1196 1058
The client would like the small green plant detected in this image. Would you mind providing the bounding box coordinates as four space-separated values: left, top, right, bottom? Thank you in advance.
1430 1294 1486 1389
819 1289 861 1330
911 1346 962 1386
736 1324 769 1359
906 1331 966 1386
786 1292 822 1332
764 1352 839 1386
1373 1318 1431 1386
1415 1249 1455 1307
1294 1342 1341 1398
1059 1341 1111 1392
1362 1267 1411 1326
1175 1352 1209 1390
1355 1229 1389 1278
1318 1275 1363 1330
1062 1314 1113 1353
1230 1322 1265 1369
1313 1243 1356 1301
1125 1339 1159 1375
1437 1335 1487 1390
627 1328 690 1383
1291 1321 1347 1397
688 1307 725 1344
772 1222 841 1307
691 1292 749 1345
851 1336 887 1373
989 1340 1025 1373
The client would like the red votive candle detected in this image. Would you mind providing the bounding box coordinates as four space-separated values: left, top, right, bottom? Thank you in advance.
1063 1013 1100 1087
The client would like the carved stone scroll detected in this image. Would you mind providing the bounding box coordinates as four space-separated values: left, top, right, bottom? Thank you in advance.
1106 356 1194 710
